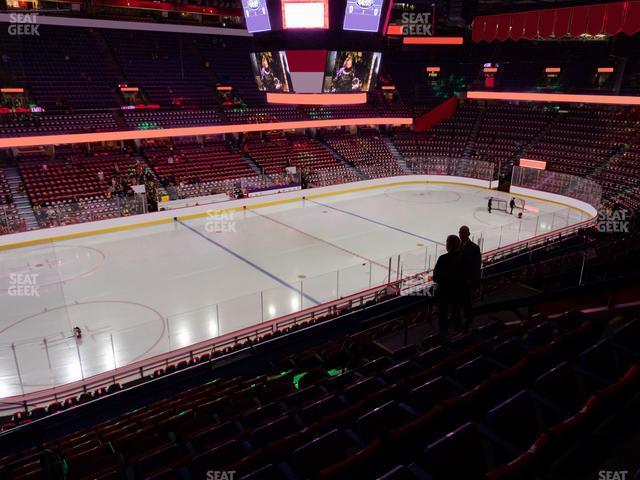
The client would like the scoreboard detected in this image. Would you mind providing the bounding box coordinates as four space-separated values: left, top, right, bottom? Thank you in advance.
343 0 385 33
240 1 462 103
241 0 271 33
241 0 391 34
249 50 382 95
282 0 330 29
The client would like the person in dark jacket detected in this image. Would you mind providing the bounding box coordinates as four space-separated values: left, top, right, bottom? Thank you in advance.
433 235 463 335
459 225 482 331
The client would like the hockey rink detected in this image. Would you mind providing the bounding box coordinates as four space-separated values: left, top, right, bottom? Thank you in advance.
0 183 590 397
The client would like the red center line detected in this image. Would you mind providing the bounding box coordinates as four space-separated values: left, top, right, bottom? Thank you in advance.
248 208 395 273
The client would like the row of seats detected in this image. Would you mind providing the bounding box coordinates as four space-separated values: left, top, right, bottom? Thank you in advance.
0 113 118 138
33 196 145 228
16 147 151 227
390 105 480 161
391 103 640 212
124 110 223 130
0 103 411 137
20 150 144 205
144 140 255 186
246 133 341 175
105 29 215 108
468 105 555 177
520 107 640 210
1 304 638 480
307 166 362 187
0 27 118 110
322 131 405 178
600 139 640 212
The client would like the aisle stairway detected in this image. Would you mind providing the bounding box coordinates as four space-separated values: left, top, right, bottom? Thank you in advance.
462 107 485 160
382 136 412 174
240 150 265 177
316 137 367 180
3 167 38 230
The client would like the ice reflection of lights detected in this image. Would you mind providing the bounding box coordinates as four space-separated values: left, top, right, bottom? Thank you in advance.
208 315 219 337
63 357 84 384
174 328 192 348
0 375 14 398
101 345 117 370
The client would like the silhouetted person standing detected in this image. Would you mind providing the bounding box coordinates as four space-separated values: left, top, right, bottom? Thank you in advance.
488 197 493 213
509 197 516 215
433 235 463 335
459 225 482 331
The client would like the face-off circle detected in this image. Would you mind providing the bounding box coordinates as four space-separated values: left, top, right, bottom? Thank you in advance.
0 300 165 361
0 245 105 292
384 187 462 205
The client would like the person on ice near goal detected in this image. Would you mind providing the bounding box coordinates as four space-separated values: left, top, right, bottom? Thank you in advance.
509 197 516 215
487 197 492 213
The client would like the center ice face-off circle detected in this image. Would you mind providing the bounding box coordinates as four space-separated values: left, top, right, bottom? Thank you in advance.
384 187 462 205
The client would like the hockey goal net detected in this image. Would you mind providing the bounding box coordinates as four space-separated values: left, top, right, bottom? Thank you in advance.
489 196 525 213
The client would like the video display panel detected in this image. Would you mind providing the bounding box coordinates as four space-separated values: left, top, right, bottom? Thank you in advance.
282 0 329 29
343 0 385 33
322 51 382 93
241 0 271 33
250 52 292 92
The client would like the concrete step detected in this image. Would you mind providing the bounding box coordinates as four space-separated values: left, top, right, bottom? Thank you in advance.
242 152 264 177
382 136 412 174
316 137 367 180
3 166 39 230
